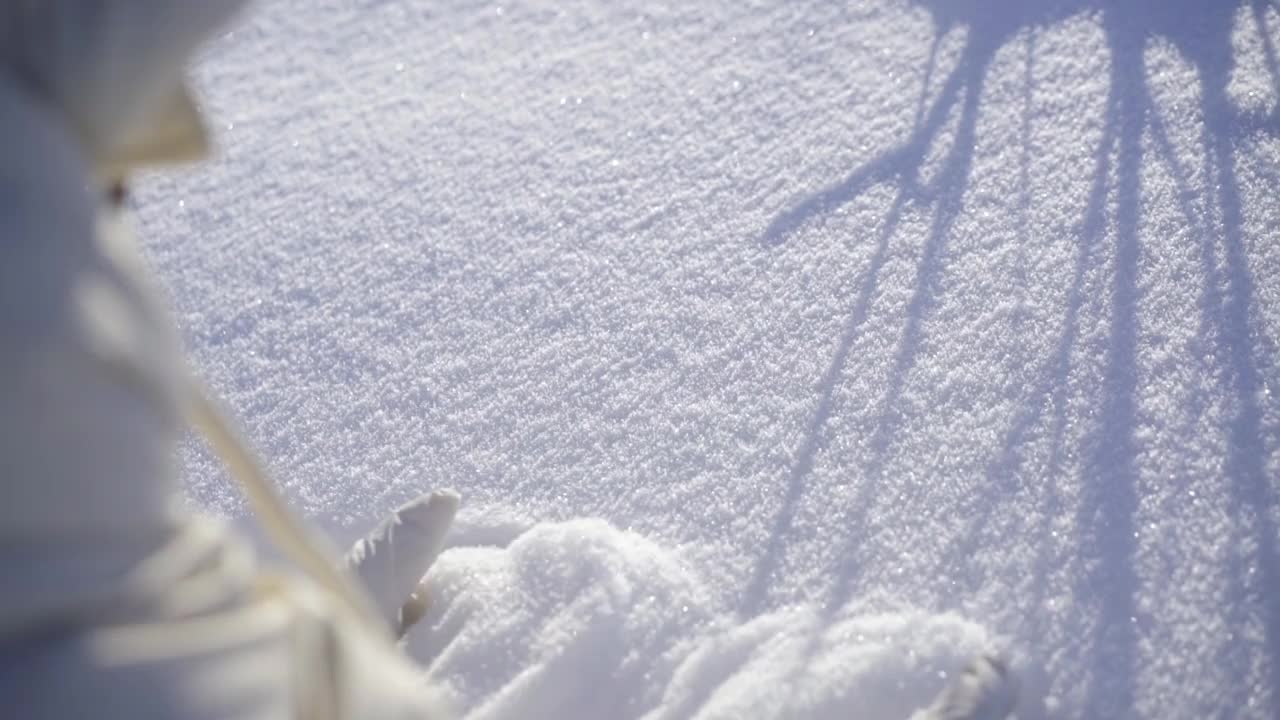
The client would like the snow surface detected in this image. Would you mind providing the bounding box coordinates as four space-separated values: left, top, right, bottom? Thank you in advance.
134 0 1280 717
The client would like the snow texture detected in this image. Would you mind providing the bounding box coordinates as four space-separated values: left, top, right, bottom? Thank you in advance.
134 0 1280 717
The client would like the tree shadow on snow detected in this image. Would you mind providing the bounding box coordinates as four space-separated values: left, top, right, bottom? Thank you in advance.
747 0 1280 715
744 0 1065 621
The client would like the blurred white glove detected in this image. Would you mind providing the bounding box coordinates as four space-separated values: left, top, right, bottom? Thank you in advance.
344 491 460 637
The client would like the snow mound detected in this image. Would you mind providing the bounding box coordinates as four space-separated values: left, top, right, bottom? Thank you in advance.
408 517 1013 720
409 518 713 719
650 608 1013 720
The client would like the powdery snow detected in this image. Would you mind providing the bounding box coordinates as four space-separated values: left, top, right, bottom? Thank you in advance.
411 517 1005 719
134 0 1280 717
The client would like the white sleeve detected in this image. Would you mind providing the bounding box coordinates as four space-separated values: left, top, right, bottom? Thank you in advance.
0 77 184 549
1 518 453 720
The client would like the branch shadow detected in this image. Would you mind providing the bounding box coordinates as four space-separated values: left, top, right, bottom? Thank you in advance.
945 0 1280 712
949 21 1113 640
945 18 1145 716
748 0 1280 714
1178 0 1280 703
742 0 1073 618
1067 11 1147 716
742 8 1015 619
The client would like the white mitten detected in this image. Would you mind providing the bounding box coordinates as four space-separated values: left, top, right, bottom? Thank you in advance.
343 490 460 636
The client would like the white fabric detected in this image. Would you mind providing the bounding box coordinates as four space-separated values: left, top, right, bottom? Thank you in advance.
1 518 450 719
0 1 244 174
0 2 452 717
0 79 184 544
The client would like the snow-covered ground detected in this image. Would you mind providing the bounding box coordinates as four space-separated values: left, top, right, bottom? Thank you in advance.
135 0 1280 717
